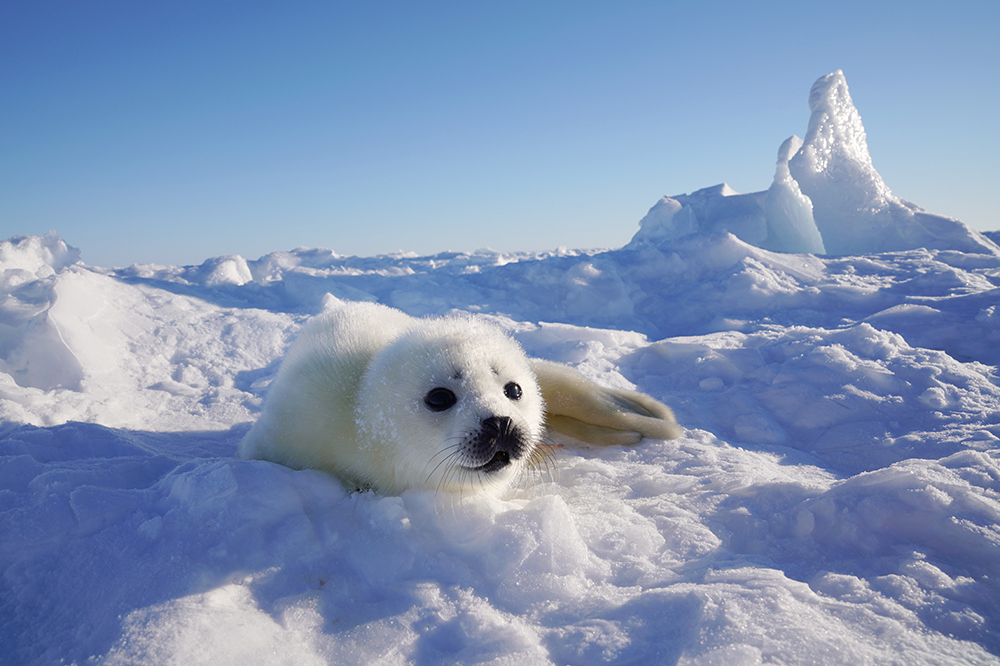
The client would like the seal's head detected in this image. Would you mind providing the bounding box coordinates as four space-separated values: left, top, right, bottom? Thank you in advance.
356 316 544 494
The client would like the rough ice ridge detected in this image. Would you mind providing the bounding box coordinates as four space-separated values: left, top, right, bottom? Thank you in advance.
631 70 1000 258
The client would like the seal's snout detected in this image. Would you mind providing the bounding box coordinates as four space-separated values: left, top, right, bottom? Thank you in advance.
466 416 528 474
481 416 512 434
481 416 524 457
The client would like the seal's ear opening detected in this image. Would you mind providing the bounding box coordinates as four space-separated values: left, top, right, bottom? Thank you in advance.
424 387 457 412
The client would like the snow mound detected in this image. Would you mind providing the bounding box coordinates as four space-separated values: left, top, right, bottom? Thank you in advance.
0 232 80 286
0 237 297 431
631 71 1000 257
0 233 85 392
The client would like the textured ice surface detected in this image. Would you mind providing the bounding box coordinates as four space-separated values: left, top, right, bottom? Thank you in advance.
2 226 1000 664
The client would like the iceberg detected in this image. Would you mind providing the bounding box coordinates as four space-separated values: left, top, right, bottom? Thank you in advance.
631 71 1000 257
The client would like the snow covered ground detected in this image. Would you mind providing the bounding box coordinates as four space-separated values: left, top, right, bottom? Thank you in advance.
3 72 1000 665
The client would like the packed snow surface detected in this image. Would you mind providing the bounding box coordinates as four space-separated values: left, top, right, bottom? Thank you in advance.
3 71 1000 665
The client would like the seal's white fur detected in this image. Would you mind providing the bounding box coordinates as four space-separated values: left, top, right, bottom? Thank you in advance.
240 302 680 494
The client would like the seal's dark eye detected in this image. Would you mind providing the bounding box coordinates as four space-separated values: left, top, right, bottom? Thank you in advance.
504 382 522 401
424 387 457 412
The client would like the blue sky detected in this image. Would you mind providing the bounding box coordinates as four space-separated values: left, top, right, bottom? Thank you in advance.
2 1 998 267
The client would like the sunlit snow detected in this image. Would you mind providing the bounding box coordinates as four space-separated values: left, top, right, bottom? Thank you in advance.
2 71 1000 665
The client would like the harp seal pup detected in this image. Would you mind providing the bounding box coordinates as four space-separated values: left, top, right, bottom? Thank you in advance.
239 302 681 495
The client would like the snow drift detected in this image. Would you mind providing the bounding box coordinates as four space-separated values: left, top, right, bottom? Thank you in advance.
3 72 1000 665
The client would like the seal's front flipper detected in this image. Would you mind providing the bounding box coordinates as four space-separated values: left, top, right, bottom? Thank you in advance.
530 359 682 446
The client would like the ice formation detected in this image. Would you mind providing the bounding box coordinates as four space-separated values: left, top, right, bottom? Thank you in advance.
763 135 826 254
631 71 1000 257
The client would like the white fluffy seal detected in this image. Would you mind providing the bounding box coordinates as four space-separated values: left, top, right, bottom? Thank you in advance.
240 302 680 495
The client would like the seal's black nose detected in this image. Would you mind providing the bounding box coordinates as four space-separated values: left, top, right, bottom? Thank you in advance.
481 416 513 437
481 416 524 454
467 416 526 474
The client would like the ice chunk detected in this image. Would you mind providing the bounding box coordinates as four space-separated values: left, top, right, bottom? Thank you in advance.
196 255 253 286
0 233 81 294
628 184 768 250
677 184 769 245
0 232 80 278
788 70 998 256
0 233 85 390
762 136 826 254
631 71 999 257
629 195 698 246
630 174 825 256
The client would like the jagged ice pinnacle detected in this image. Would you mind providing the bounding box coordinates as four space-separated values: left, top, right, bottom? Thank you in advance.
630 70 999 257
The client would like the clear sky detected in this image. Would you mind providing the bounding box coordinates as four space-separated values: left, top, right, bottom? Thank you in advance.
2 0 998 268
